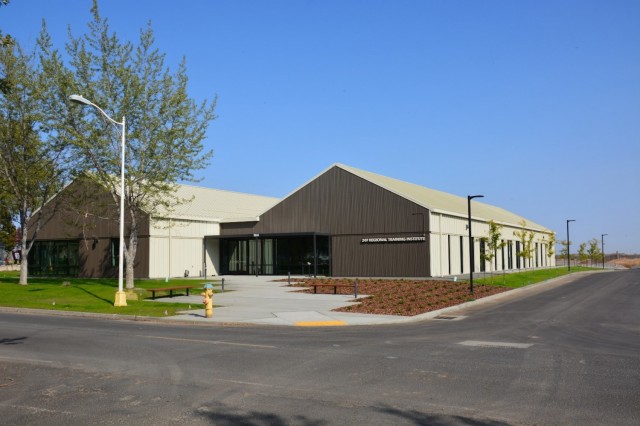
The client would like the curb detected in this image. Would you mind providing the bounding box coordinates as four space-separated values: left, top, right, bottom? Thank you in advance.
0 270 610 327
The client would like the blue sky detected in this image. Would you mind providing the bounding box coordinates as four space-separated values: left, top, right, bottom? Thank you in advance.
4 1 639 253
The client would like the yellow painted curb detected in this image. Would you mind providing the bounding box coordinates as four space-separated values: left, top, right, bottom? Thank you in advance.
295 321 347 327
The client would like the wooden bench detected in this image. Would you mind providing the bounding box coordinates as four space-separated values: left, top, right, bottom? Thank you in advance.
308 283 355 295
147 285 194 299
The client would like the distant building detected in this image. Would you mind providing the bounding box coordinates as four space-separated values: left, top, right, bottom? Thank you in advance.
30 164 555 278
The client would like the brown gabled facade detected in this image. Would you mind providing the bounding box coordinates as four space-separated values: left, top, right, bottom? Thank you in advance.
219 165 430 277
28 176 150 278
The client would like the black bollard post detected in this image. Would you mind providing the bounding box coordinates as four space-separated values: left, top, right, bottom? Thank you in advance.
288 272 291 286
354 279 358 298
221 277 225 292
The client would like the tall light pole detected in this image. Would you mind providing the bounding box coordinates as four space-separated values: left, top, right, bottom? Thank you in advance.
601 234 608 269
69 94 127 307
566 219 575 271
468 195 484 294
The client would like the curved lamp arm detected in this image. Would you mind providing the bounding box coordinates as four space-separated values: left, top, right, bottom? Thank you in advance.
69 94 123 127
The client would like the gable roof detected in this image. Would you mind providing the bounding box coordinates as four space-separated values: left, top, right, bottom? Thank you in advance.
154 184 280 222
279 163 551 232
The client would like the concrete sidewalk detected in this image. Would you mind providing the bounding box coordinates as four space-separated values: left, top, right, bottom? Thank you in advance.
151 273 588 327
153 275 403 326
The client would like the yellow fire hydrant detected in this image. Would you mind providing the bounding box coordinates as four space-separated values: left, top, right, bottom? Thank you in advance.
202 283 214 318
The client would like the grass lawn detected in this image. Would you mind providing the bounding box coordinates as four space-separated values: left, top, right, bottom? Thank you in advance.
474 266 597 288
0 271 222 317
0 267 600 318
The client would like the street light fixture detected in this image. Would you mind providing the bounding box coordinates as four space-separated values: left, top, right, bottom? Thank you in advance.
566 219 575 271
69 94 127 307
601 234 608 269
468 194 484 294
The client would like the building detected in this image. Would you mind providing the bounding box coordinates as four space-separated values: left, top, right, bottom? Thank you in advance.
30 164 555 279
28 175 278 278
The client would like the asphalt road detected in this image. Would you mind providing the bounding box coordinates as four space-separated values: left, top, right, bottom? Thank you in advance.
1 270 638 425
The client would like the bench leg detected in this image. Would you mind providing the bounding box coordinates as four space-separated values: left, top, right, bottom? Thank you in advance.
186 288 190 296
313 286 317 294
334 286 337 294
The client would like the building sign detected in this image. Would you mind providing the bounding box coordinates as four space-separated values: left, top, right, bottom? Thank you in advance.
361 236 426 244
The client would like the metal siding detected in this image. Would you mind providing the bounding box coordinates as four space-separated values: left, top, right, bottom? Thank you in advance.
150 219 219 238
28 176 151 279
449 235 462 275
221 166 430 277
148 236 207 278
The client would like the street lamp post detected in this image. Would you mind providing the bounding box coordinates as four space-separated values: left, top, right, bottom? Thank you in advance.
468 195 484 294
601 234 608 269
69 94 127 307
566 219 575 271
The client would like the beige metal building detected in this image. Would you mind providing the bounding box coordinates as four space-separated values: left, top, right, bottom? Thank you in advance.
29 164 555 278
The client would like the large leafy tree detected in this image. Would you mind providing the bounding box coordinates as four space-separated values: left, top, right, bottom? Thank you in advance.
0 201 16 260
0 39 70 284
58 1 216 288
1 0 14 94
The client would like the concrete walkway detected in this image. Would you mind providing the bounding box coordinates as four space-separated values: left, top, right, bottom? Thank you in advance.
153 275 401 326
151 273 590 327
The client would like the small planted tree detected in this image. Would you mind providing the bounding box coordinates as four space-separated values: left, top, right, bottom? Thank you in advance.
546 232 556 266
587 238 601 267
578 242 588 266
481 220 504 282
515 220 535 270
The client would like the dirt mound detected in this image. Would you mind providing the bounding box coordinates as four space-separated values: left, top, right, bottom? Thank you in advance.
610 258 640 268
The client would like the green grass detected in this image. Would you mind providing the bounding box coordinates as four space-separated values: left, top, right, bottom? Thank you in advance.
0 271 223 317
474 266 597 288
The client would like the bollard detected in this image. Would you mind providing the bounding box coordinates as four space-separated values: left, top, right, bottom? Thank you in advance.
354 278 358 298
288 272 291 286
221 277 225 292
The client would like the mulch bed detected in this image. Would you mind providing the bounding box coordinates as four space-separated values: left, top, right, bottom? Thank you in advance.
279 278 511 316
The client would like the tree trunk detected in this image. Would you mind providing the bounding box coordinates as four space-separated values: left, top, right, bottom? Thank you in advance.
18 210 29 285
19 256 28 285
125 208 138 289
125 238 137 289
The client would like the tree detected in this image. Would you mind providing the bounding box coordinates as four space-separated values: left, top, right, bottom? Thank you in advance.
481 220 504 281
0 202 16 254
0 39 70 284
546 232 556 263
1 0 14 94
587 238 601 267
578 242 588 266
55 1 216 288
515 220 535 270
558 240 569 259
